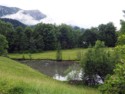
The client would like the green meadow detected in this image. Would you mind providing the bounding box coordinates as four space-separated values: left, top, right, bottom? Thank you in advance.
9 48 87 60
9 48 112 60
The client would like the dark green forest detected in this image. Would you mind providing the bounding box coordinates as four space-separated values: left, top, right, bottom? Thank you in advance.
0 19 117 53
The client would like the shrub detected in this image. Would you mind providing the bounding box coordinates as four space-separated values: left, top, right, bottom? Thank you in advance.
80 40 118 85
99 63 125 94
99 45 125 94
8 87 24 94
56 42 62 61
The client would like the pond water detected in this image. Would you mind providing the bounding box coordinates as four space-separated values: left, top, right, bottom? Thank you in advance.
18 60 82 81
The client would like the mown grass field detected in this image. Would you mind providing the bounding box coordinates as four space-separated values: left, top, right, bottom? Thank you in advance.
0 56 100 94
9 48 87 60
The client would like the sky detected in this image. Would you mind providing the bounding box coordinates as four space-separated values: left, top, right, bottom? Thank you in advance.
0 0 125 29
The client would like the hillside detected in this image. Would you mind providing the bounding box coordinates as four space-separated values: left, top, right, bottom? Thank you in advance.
0 18 26 28
0 56 100 94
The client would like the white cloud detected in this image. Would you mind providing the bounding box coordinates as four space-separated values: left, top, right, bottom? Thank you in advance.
2 10 41 25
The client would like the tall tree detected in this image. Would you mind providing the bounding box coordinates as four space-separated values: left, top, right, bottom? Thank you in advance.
98 22 117 47
0 34 8 56
15 26 28 52
34 23 56 50
58 24 76 49
79 29 98 47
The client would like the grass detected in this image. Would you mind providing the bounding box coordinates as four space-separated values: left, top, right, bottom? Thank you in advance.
8 48 87 60
0 56 100 94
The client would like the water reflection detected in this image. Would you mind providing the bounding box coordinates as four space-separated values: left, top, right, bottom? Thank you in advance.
19 60 82 81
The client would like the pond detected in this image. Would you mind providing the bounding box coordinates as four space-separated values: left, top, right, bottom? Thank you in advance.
18 60 82 81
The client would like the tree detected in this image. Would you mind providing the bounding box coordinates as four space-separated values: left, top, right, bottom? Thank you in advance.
14 26 28 52
117 34 125 45
81 40 118 85
34 23 56 50
79 29 98 47
0 20 15 53
98 22 117 47
6 29 16 53
35 34 44 52
120 20 125 34
24 27 37 52
0 34 8 56
56 42 62 61
0 20 14 36
58 24 76 49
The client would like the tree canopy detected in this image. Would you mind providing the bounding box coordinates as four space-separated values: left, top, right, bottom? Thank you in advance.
0 34 8 56
0 19 117 53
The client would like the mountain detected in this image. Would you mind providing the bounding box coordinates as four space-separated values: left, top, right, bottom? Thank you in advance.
0 5 46 25
0 5 20 17
0 18 26 28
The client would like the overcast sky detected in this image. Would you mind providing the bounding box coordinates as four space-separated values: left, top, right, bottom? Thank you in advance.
0 0 125 29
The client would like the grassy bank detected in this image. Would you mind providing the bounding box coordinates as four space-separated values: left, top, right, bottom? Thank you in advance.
8 48 87 60
0 56 100 94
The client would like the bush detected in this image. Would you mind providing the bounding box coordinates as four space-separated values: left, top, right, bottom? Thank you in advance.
117 34 125 45
99 63 125 94
80 40 118 85
56 42 62 61
8 87 24 94
99 45 125 94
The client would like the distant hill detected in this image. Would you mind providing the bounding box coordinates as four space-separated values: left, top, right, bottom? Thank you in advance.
0 5 20 17
0 18 26 28
0 5 46 25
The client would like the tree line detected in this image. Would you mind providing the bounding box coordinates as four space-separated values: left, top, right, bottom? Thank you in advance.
0 20 117 53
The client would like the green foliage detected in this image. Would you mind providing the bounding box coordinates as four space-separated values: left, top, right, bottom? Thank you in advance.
99 45 125 94
94 40 105 48
58 24 76 49
0 34 8 56
0 20 14 36
79 29 98 47
76 50 82 61
1 18 26 28
99 63 125 94
8 86 24 94
117 34 125 45
120 20 125 34
98 22 117 47
56 42 62 61
28 53 32 60
0 19 118 53
81 40 118 85
34 23 57 50
114 45 125 59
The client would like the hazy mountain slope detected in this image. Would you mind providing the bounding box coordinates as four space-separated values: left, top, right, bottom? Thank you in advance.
0 5 46 25
0 18 26 28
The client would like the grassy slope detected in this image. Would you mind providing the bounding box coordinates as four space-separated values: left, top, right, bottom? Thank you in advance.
0 56 100 94
9 48 87 60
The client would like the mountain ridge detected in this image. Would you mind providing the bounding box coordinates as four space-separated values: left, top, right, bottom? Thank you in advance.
0 18 26 28
0 5 46 25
